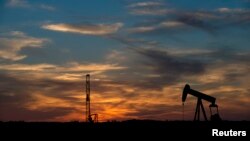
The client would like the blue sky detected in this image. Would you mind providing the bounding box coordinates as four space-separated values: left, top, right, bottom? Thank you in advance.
0 0 250 121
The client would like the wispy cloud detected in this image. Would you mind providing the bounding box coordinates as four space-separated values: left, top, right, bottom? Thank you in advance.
127 3 250 35
0 63 125 72
0 63 57 71
130 8 173 16
0 31 49 61
128 1 174 16
216 7 249 13
6 0 56 11
128 2 163 8
214 8 250 25
0 62 126 82
39 4 56 11
128 21 185 33
42 23 123 36
6 0 30 8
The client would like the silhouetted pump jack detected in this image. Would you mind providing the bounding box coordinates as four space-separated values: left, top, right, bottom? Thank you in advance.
85 74 98 123
182 84 222 121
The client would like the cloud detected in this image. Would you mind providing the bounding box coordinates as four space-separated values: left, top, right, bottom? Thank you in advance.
129 26 157 33
39 4 55 11
0 46 250 121
125 0 250 37
214 8 250 26
128 21 185 33
0 62 134 122
0 105 74 121
165 48 214 56
0 62 126 72
127 9 218 35
195 63 249 84
160 21 185 27
188 11 218 19
131 47 206 87
216 8 249 13
109 35 159 47
0 73 79 121
0 62 126 82
171 9 250 33
6 0 30 8
128 2 163 8
128 5 250 35
25 94 74 110
42 23 123 36
130 9 173 16
100 47 208 91
176 14 217 33
128 1 174 16
0 63 57 71
0 61 127 121
0 31 49 61
6 0 56 11
64 62 127 72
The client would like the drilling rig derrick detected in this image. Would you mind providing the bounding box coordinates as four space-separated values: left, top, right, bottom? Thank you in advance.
85 74 98 123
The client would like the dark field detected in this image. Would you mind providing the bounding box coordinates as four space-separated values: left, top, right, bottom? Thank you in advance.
0 120 249 138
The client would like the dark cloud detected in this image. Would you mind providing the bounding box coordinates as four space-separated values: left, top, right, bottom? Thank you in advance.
0 73 81 121
105 46 207 89
0 73 32 103
0 105 73 121
110 35 209 89
135 47 206 83
186 46 250 66
109 35 160 47
176 14 217 33
128 6 250 36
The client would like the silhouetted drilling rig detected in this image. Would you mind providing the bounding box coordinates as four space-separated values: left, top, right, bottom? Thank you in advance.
182 84 221 121
85 74 98 123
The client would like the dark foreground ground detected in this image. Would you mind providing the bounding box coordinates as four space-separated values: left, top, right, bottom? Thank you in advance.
0 120 249 139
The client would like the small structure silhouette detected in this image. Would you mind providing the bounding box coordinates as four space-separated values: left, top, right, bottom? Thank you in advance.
85 74 98 123
182 84 221 121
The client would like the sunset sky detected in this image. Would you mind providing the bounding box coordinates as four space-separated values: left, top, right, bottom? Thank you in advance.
0 0 250 122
